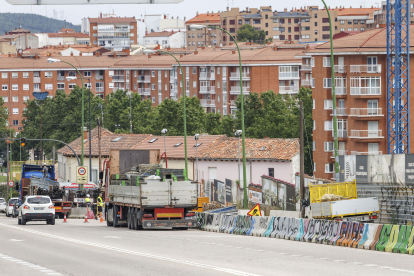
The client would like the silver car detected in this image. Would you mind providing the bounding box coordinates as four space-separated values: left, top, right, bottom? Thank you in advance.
5 197 19 217
0 198 6 213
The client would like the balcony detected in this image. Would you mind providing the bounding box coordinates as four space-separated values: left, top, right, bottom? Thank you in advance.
137 76 151 83
301 64 312 71
33 88 41 92
332 129 348 138
350 87 381 96
170 76 175 83
138 88 151 96
334 65 346 73
301 79 315 87
279 72 300 80
330 108 347 116
199 86 216 94
350 130 384 139
230 86 250 95
350 65 382 74
57 76 65 81
33 77 41 83
279 85 299 94
230 100 237 108
113 87 125 92
112 75 125 82
96 87 104 92
349 108 384 117
200 99 216 107
330 150 348 158
351 151 383 155
229 72 250 80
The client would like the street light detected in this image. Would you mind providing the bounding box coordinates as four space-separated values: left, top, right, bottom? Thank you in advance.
67 76 93 182
144 49 188 181
190 24 249 208
235 130 242 194
194 134 200 183
47 58 85 173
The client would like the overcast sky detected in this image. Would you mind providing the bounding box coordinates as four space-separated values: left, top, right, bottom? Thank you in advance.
1 0 380 25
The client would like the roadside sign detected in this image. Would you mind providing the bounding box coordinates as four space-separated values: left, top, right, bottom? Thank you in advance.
76 166 88 184
247 203 262 216
7 181 14 187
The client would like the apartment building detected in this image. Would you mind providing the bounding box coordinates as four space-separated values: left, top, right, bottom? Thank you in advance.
0 42 305 133
89 17 138 51
185 12 222 49
143 31 186 48
300 28 413 180
220 6 380 44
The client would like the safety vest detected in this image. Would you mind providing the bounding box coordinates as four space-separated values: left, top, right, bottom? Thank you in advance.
97 197 103 207
85 198 91 203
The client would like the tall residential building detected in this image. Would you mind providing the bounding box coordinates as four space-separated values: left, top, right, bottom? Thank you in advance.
219 6 381 44
185 11 222 49
89 17 138 51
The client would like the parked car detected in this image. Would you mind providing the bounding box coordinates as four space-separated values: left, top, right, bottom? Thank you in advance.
0 198 6 213
18 196 55 225
5 197 19 217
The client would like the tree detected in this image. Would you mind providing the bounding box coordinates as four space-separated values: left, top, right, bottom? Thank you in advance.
204 112 222 135
237 25 259 42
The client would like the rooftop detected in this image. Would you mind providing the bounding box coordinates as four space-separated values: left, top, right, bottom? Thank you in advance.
47 32 90 38
144 31 177 38
59 28 76 33
197 137 299 161
9 28 30 34
185 13 221 24
88 17 137 24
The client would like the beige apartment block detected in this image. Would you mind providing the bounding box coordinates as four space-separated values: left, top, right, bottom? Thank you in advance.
185 12 222 49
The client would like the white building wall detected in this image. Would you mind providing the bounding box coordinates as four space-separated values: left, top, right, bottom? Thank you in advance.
48 37 64 46
169 32 185 48
34 33 49 48
158 18 185 31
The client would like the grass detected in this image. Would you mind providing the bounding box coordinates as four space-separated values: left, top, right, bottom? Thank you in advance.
0 175 7 182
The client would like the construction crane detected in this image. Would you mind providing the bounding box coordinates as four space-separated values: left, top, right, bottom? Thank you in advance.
387 0 410 154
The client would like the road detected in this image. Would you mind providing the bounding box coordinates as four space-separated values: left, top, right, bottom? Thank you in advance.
0 213 414 276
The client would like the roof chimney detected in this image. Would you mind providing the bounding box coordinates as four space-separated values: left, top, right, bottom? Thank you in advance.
83 127 88 140
226 7 229 11
180 54 183 58
194 49 198 55
79 52 82 56
70 51 73 56
360 5 362 8
284 8 287 12
246 7 249 12
148 54 151 59
274 11 277 15
207 11 210 15
35 54 39 59
113 52 117 58
290 10 293 14
196 11 199 16
232 50 235 54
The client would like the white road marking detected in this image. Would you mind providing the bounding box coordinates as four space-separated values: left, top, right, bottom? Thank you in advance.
0 253 61 275
0 223 261 276
10 239 23 241
104 236 120 239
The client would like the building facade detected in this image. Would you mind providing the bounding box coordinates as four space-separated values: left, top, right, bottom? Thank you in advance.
143 31 186 48
185 12 222 49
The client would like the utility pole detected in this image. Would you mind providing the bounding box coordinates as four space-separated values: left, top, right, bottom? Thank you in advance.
299 100 305 218
6 142 9 200
98 118 102 186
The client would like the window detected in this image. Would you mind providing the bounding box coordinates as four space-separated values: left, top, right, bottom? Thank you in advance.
354 28 358 31
2 96 7 102
314 13 318 18
152 97 155 103
348 20 352 25
1 73 7 78
273 19 279 23
273 35 280 40
12 72 18 78
2 84 7 90
294 27 299 32
348 28 352 31
322 18 329 23
23 72 29 78
229 20 235 25
152 84 155 90
313 141 316 151
368 143 379 154
323 78 332 88
57 83 65 89
13 120 19 126
268 168 274 177
301 26 310 31
23 96 29 102
313 99 315 109
238 20 242 25
45 72 53 78
192 67 196 74
324 142 334 152
360 20 365 24
325 163 334 173
68 71 76 77
273 27 279 31
193 81 196 88
165 71 167 78
23 84 29 90
322 26 330 31
84 83 92 88
324 99 333 109
313 120 315 130
322 34 330 39
244 19 250 24
217 81 220 88
45 84 53 90
69 83 76 89
13 108 18 114
314 163 316 172
12 84 18 90
340 28 345 31
353 20 358 24
323 57 331 67
301 35 310 39
324 120 333 131
217 67 220 74
315 30 318 35
151 71 155 77
361 28 365 32
229 28 236 33
340 20 345 25
165 84 167 91
84 71 91 77
12 96 18 102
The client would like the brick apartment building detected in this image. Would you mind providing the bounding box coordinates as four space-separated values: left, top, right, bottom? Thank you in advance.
185 12 222 49
89 17 138 51
0 42 306 133
219 5 381 44
301 28 414 180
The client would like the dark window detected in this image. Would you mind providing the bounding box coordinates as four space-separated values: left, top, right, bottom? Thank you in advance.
223 20 226 25
229 20 235 25
335 26 337 30
280 19 285 24
253 19 261 24
294 27 299 32
245 19 250 24
353 20 358 24
288 19 291 24
187 26 190 31
294 18 299 23
229 28 236 33
280 35 285 40
265 14 268 19
223 36 226 41
322 26 330 31
335 18 338 22
315 22 317 27
268 168 274 177
266 31 268 35
348 20 352 24
294 35 299 40
265 23 268 27
280 27 285 32
314 13 318 18
288 27 291 33
13 120 18 126
322 34 330 39
322 18 329 23
238 20 242 25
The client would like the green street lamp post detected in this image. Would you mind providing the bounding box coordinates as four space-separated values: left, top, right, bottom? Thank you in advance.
143 49 188 181
190 24 248 208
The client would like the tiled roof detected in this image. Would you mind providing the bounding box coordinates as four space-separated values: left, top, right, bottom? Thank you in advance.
197 137 299 161
47 33 90 38
185 13 221 24
9 28 30 33
88 17 137 24
133 135 225 159
336 8 380 16
144 31 176 38
59 28 76 33
272 11 310 18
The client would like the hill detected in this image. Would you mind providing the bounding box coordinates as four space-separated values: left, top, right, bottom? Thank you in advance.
0 13 81 35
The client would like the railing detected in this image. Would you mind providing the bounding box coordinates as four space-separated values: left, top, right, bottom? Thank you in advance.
279 85 299 93
57 76 65 81
200 86 216 94
230 72 250 79
301 79 314 86
351 151 383 155
279 72 300 79
350 65 382 73
332 129 348 138
334 65 346 73
33 77 41 83
95 75 104 80
333 87 347 95
33 88 41 92
331 150 348 158
301 64 312 70
350 130 384 138
330 108 347 116
137 76 151 82
230 86 250 95
349 108 383 116
200 99 215 107
112 75 125 81
350 87 381 95
95 87 104 92
138 88 151 95
113 87 125 92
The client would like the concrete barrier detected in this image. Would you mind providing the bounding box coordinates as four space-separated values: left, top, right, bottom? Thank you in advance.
277 217 289 239
357 224 370 249
316 220 329 244
300 219 310 242
230 216 241 234
394 225 412 253
375 224 392 251
227 215 238 234
311 220 322 243
68 207 88 219
350 223 365 248
247 217 260 236
385 225 400 252
341 222 358 247
363 224 381 250
255 217 272 237
369 224 383 250
289 219 300 241
233 215 243 235
270 217 284 238
284 218 295 240
204 213 215 231
263 217 275 237
304 219 315 242
335 222 349 246
325 221 338 245
406 227 414 254
269 210 300 218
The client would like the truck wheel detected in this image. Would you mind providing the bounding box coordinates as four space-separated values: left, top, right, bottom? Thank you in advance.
127 212 132 229
113 205 117 227
132 210 137 230
21 218 26 225
18 218 21 225
106 209 113 226
50 219 55 225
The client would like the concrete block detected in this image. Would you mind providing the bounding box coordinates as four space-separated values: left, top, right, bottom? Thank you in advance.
350 223 365 248
375 224 392 251
277 217 289 239
368 224 383 250
357 224 370 249
335 222 350 246
289 219 300 241
247 217 260 236
269 210 300 218
385 225 400 252
406 226 414 254
329 221 342 245
304 219 315 242
362 224 381 250
311 220 322 243
269 217 282 238
394 225 412 253
263 217 275 237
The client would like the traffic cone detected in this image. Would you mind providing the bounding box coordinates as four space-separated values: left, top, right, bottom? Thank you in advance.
100 215 104 223
84 214 89 223
63 214 68 223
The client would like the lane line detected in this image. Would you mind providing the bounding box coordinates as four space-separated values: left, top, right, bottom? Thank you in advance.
0 223 261 276
0 253 61 275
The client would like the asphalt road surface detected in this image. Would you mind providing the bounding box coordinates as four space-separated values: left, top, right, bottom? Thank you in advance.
1 213 414 276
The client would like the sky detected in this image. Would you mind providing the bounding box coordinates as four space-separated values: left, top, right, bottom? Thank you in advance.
1 0 380 25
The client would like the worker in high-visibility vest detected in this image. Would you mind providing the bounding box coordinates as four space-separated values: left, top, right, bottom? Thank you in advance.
96 193 104 220
85 194 91 208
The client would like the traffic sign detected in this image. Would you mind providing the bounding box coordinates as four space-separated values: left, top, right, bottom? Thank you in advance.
247 203 262 216
8 181 14 187
76 166 88 184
